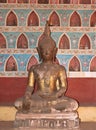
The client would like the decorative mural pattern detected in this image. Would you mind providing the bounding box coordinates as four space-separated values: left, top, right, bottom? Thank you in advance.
0 32 96 49
0 2 96 77
0 9 96 27
0 0 96 4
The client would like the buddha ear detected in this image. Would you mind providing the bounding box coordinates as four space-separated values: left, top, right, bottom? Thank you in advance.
54 47 58 55
36 47 42 61
53 47 58 61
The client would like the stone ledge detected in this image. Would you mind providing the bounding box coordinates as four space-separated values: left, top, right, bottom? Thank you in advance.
14 111 79 129
0 106 96 122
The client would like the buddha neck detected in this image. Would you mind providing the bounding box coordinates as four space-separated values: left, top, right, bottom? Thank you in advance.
42 60 54 64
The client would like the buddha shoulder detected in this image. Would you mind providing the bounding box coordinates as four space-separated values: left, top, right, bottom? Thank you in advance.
54 63 66 71
29 64 40 72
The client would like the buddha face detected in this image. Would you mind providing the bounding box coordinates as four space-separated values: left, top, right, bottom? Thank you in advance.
37 44 57 62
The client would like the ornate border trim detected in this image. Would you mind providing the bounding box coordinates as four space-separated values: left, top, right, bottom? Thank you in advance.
0 72 96 77
0 4 96 10
0 27 96 32
0 49 96 55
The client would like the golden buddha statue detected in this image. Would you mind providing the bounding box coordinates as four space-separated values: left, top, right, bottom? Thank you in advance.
14 21 78 113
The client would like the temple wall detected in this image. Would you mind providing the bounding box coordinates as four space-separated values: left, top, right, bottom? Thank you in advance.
0 0 96 104
0 77 96 104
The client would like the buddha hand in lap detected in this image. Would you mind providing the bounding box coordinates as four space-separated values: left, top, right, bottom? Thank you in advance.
14 21 78 113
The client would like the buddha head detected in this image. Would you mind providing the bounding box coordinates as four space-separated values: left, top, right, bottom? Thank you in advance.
37 21 58 62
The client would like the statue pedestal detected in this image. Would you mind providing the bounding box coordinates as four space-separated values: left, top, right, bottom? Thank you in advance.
14 111 80 129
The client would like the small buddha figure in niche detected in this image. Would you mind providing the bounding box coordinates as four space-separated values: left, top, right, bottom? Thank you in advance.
6 62 17 71
38 0 48 4
17 0 28 3
0 0 6 3
15 21 78 113
59 0 70 4
70 0 78 4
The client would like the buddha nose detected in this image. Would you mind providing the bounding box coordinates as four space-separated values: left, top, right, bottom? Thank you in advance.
45 51 49 55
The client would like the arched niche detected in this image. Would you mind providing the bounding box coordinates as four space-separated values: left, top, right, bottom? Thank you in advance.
6 56 17 71
59 0 70 4
28 11 39 26
0 0 6 3
30 0 36 3
6 11 17 26
8 0 16 3
59 34 70 49
17 0 29 3
70 0 78 4
92 0 96 4
38 0 49 4
17 34 28 49
27 56 38 71
90 56 96 71
69 56 80 71
79 34 90 49
0 33 6 48
70 11 81 26
79 0 91 4
50 0 58 4
90 11 96 27
49 11 60 26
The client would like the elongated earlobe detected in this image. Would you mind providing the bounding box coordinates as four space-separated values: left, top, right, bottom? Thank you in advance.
36 47 42 61
53 47 58 62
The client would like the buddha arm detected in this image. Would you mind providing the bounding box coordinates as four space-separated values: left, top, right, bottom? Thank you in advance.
56 67 67 98
24 71 35 99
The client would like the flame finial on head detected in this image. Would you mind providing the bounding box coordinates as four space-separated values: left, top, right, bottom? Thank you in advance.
38 20 56 48
43 20 51 37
